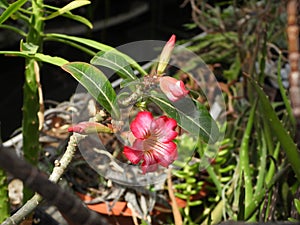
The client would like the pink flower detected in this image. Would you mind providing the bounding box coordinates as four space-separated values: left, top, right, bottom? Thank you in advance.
68 122 113 134
159 76 189 102
157 34 176 75
123 111 178 174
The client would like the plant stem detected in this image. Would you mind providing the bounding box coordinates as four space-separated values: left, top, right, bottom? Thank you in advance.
0 169 9 222
2 134 84 225
22 0 44 201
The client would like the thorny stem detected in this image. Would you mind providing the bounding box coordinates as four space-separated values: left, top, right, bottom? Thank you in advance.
1 134 85 225
287 0 300 147
287 0 300 118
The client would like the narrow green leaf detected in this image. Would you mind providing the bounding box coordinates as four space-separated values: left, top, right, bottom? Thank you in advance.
0 51 68 66
0 0 27 24
150 96 219 143
0 24 27 37
240 101 256 217
0 0 8 8
277 55 296 128
43 4 92 28
44 33 147 75
294 199 300 214
34 53 69 66
62 62 119 117
43 1 91 20
91 51 137 81
249 78 300 182
45 33 113 51
62 12 93 29
223 54 241 80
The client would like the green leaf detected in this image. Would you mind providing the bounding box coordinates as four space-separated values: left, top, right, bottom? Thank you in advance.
277 55 296 129
34 53 69 66
62 11 93 29
43 0 91 20
91 51 137 81
150 96 219 143
0 0 27 24
0 24 27 37
0 0 9 8
43 4 92 29
223 54 241 80
62 62 119 117
249 78 300 182
294 199 300 215
20 40 39 54
44 33 147 75
0 51 68 66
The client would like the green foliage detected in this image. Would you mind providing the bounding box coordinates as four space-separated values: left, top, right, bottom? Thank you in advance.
62 62 119 118
250 78 300 182
91 51 138 81
44 33 147 75
42 0 91 20
1 0 298 224
150 96 219 144
183 1 299 223
0 169 9 221
294 199 300 215
0 0 27 24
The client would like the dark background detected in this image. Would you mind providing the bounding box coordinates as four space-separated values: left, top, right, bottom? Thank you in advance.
0 0 197 140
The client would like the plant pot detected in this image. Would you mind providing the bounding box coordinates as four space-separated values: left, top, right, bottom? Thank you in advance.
75 191 188 225
75 192 137 225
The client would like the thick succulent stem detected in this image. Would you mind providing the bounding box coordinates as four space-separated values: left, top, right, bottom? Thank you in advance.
22 0 44 200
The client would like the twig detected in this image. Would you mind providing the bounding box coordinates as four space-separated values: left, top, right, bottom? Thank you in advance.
167 168 183 225
0 134 109 225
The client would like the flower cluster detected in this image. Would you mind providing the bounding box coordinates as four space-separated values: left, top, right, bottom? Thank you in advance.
156 34 189 102
68 34 189 174
123 111 178 174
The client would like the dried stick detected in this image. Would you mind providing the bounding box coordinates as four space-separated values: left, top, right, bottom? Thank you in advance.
167 169 183 225
0 134 109 225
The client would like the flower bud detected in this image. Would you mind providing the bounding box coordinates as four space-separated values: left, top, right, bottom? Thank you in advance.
157 34 176 75
68 122 113 134
159 76 189 102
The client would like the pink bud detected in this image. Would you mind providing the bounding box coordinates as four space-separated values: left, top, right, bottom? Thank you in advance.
157 35 176 75
68 122 113 134
159 76 189 102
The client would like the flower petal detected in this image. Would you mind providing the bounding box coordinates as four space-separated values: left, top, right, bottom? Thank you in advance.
141 159 159 174
153 141 178 167
123 144 144 164
130 111 153 139
151 116 178 142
